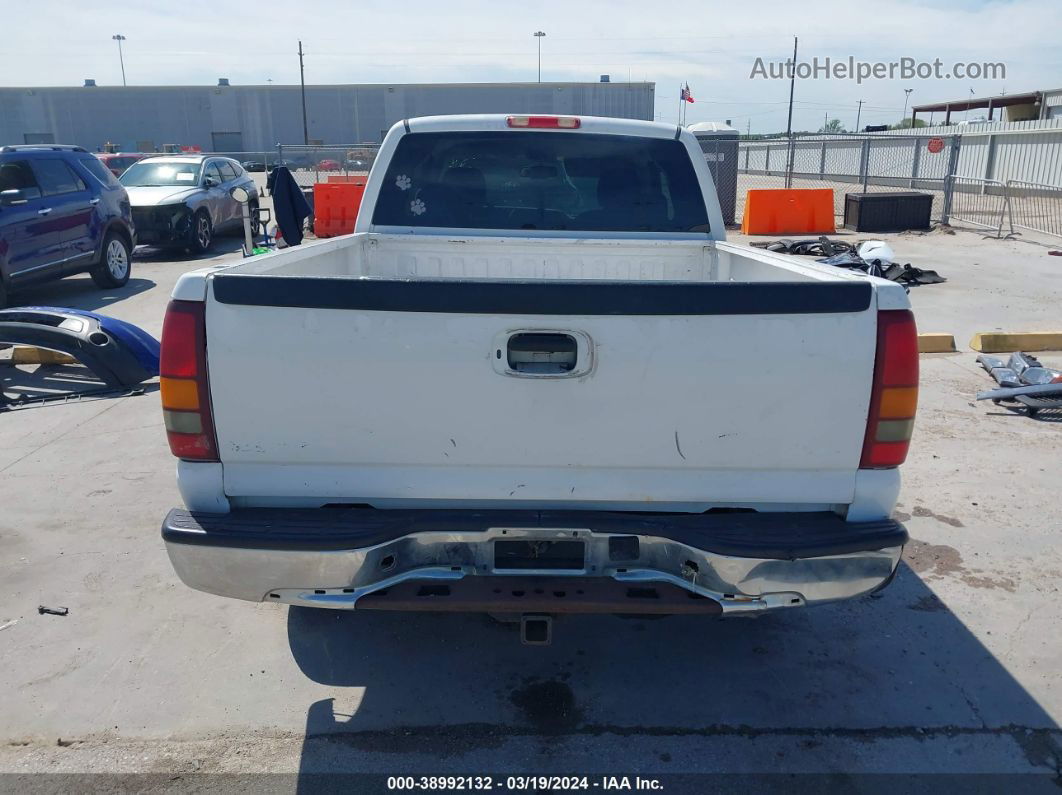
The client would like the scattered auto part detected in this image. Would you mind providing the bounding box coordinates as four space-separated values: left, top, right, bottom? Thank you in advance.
977 351 1062 416
977 382 1062 401
37 606 69 616
751 236 945 284
976 355 1022 388
1 307 159 409
857 240 895 263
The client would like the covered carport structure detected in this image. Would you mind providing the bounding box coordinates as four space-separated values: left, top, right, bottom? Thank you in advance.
912 91 1041 125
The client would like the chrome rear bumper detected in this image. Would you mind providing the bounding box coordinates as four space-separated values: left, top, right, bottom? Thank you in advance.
162 508 905 616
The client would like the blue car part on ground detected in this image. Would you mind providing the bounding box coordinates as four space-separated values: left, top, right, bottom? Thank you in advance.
0 306 159 396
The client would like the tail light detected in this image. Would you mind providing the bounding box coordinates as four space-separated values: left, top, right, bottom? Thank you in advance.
160 300 218 461
860 310 919 469
506 115 581 129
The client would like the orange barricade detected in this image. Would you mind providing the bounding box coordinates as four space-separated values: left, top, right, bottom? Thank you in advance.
327 175 367 184
313 181 366 237
741 189 835 235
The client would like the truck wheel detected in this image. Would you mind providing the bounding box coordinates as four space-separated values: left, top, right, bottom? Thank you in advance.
90 233 132 288
188 210 213 255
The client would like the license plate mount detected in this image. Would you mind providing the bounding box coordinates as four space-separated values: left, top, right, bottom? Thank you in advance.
493 539 586 571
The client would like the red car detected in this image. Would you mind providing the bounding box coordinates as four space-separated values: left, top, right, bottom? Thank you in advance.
96 152 147 177
317 159 341 171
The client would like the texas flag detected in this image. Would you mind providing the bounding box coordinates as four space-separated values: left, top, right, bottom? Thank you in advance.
680 83 695 103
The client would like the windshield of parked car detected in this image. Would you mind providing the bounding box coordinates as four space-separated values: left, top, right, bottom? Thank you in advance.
120 161 201 187
372 131 710 233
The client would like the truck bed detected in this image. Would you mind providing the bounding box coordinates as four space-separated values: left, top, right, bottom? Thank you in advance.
222 232 872 285
187 233 889 515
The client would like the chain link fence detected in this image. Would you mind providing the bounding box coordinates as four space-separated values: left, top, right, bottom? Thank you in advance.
275 144 382 188
737 133 961 227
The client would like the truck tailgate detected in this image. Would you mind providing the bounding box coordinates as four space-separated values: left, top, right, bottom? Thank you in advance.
204 274 877 511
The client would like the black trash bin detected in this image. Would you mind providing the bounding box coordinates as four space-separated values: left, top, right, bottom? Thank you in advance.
844 192 933 232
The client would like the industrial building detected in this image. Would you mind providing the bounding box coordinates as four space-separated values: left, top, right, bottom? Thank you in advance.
0 80 655 154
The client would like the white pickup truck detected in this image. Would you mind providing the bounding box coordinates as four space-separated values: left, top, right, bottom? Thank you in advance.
159 114 916 639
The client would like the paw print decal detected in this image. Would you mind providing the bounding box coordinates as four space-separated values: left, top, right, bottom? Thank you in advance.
395 174 412 191
410 198 427 216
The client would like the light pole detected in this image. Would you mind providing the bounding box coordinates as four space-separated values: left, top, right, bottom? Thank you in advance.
112 34 127 86
298 40 309 146
534 31 546 82
902 88 913 128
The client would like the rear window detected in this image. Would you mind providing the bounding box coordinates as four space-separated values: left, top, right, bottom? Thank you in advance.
371 131 710 233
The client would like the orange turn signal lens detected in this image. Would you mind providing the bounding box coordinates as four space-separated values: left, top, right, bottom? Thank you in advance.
160 377 200 411
878 386 918 419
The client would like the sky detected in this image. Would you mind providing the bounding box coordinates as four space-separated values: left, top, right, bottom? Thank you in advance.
5 0 1060 133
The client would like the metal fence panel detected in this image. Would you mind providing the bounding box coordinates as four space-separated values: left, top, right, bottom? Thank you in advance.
1006 179 1062 240
943 176 1012 237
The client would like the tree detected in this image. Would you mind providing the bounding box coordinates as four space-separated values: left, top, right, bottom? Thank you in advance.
819 118 846 134
890 118 928 129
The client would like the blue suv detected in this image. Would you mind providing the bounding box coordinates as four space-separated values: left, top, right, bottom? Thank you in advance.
0 145 136 308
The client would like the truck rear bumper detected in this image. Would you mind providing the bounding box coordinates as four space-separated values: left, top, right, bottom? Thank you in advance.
162 508 906 615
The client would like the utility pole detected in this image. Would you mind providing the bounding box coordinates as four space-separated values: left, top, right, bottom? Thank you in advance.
823 112 828 132
112 34 127 86
534 31 546 82
784 36 798 188
855 99 864 133
902 88 913 127
298 40 309 145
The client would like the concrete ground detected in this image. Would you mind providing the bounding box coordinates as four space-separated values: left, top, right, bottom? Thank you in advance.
1 225 1060 789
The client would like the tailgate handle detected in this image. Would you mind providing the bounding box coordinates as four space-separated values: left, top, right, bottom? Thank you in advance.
506 333 577 375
